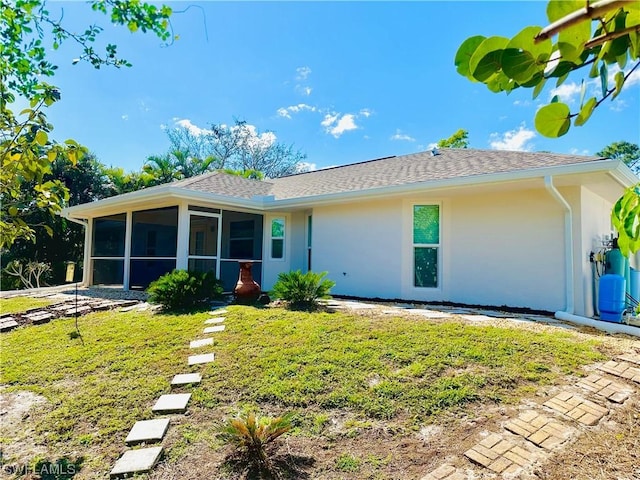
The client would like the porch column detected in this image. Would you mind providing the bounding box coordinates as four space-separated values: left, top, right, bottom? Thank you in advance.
175 202 189 270
123 211 132 290
82 218 92 286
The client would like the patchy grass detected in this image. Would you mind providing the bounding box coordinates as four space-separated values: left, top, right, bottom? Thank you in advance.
0 305 610 479
0 296 56 314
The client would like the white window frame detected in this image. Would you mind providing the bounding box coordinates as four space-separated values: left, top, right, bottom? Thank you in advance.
269 216 286 261
186 211 222 278
412 203 441 290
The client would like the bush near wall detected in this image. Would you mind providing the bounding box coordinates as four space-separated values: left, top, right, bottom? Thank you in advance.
147 270 224 311
271 270 335 310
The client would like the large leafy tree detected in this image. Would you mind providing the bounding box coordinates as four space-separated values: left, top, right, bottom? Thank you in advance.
1 0 172 249
455 0 639 138
438 129 470 148
597 140 640 174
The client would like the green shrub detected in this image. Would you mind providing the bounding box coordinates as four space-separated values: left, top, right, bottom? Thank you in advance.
146 269 223 311
271 270 335 310
218 411 292 472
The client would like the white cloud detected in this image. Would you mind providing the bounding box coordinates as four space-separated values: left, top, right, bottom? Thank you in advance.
610 99 628 112
232 123 276 149
549 82 582 104
295 66 311 81
324 113 358 138
296 161 317 172
277 103 317 119
570 148 589 156
121 114 129 121
489 124 536 151
390 129 415 142
427 142 439 150
359 108 372 118
513 100 531 107
625 68 640 87
296 85 312 96
175 118 213 136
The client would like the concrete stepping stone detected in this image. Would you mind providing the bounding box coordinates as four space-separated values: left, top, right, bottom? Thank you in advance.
577 373 633 403
171 373 202 387
505 410 575 449
0 318 19 332
190 338 214 348
543 391 609 425
205 317 225 324
110 446 163 478
125 418 170 445
464 432 541 475
412 309 452 319
152 393 191 414
596 360 640 384
188 353 215 365
209 309 228 315
203 325 225 334
420 464 466 480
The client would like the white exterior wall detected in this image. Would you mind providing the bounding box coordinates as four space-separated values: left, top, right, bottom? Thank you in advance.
312 199 404 299
261 212 292 291
308 188 569 311
447 189 565 311
576 186 616 317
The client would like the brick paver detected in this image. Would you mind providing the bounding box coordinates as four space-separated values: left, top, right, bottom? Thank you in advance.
464 432 541 475
597 360 640 384
577 373 633 403
505 410 575 449
616 354 640 366
543 391 608 425
420 464 466 480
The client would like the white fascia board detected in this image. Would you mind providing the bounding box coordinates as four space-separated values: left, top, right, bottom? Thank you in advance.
263 159 627 210
62 186 264 219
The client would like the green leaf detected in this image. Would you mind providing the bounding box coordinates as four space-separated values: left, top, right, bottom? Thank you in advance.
574 97 596 126
35 130 48 146
469 36 509 82
8 206 18 216
599 63 608 97
547 0 590 62
502 26 550 83
455 35 486 80
535 102 571 137
44 225 53 236
612 71 625 100
532 77 547 99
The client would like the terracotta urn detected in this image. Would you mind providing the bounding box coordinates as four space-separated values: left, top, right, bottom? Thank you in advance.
233 261 261 304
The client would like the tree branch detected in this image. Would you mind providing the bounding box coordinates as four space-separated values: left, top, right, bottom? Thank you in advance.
535 0 629 42
584 24 640 49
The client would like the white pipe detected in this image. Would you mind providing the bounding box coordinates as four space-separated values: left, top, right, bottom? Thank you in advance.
555 311 640 337
544 176 574 314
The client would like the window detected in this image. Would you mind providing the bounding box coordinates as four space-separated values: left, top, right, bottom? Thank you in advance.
413 205 440 288
270 218 285 259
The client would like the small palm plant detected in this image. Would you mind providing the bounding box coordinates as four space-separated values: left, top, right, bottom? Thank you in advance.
271 270 335 310
218 411 292 474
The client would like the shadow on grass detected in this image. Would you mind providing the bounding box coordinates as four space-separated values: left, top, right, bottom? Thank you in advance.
222 452 315 480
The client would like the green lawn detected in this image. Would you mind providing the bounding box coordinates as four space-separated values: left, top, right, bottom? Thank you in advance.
0 305 606 478
0 296 56 314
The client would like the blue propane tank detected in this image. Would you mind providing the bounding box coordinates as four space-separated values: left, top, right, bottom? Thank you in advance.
598 274 626 323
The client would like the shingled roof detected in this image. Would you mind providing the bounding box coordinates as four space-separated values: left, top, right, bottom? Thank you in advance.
178 148 607 200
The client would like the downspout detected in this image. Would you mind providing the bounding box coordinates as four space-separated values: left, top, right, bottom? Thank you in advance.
61 212 90 286
544 176 574 314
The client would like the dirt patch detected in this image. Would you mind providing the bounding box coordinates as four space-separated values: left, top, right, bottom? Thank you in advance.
0 390 49 462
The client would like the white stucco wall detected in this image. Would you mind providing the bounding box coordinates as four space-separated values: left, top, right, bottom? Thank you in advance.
312 198 404 299
307 188 570 311
576 186 617 317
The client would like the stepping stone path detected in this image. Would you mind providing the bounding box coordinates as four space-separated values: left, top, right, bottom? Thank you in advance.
505 410 576 449
110 446 163 478
577 373 633 403
423 349 640 479
543 391 609 425
204 325 225 333
420 464 465 480
125 418 170 445
110 306 227 476
152 393 192 414
205 317 226 324
597 359 640 383
190 338 214 348
464 432 542 475
171 373 202 386
0 317 19 332
188 353 215 365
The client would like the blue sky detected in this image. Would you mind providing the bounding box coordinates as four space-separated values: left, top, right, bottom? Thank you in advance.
45 1 640 172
